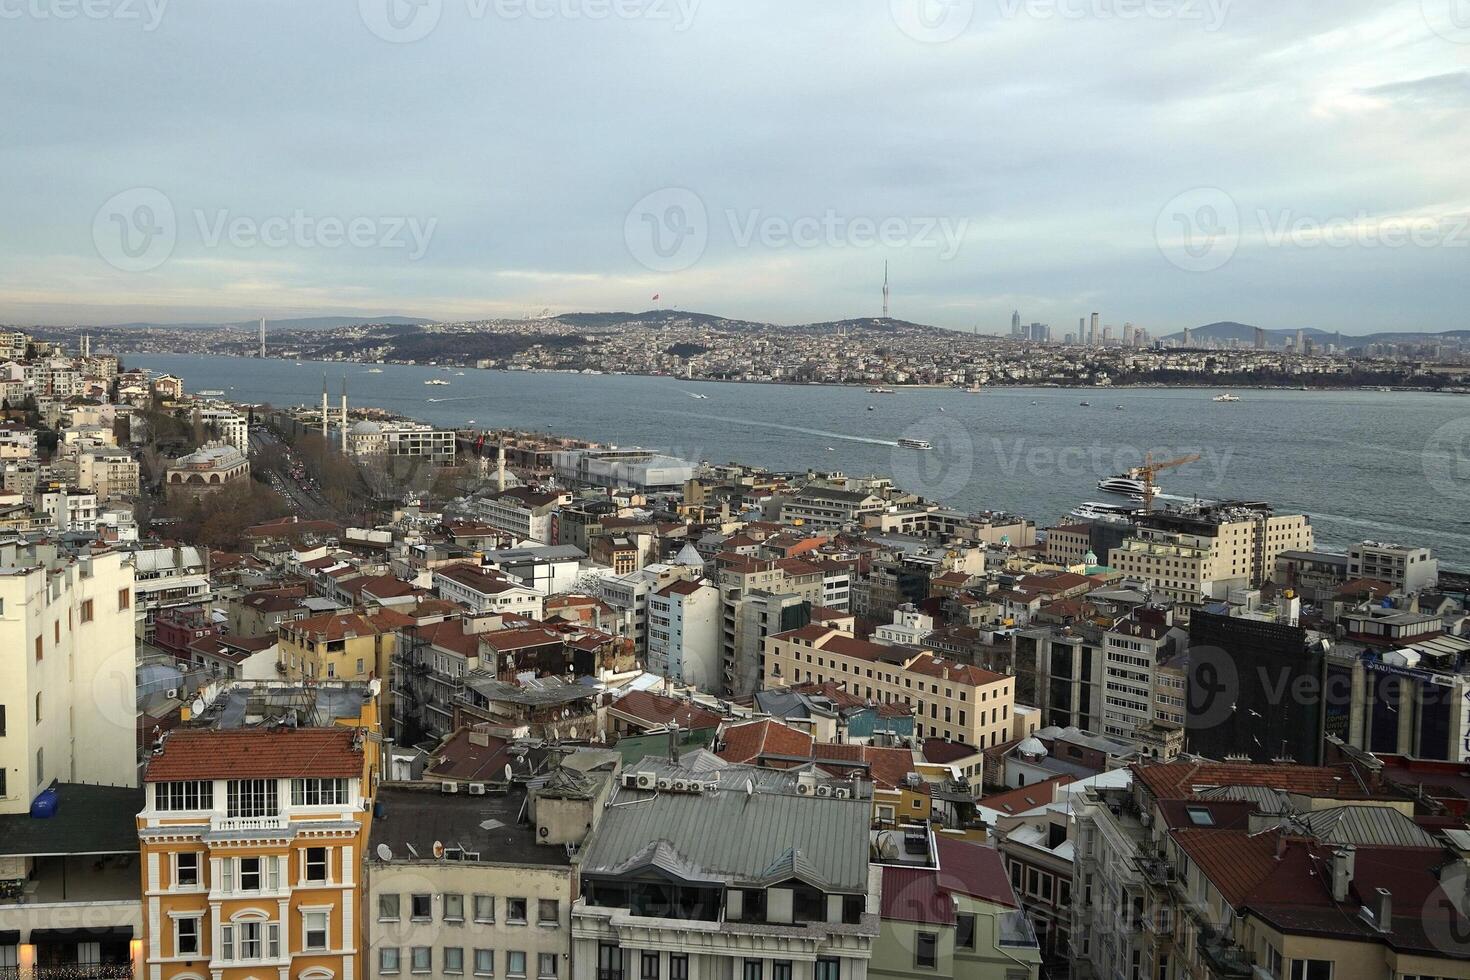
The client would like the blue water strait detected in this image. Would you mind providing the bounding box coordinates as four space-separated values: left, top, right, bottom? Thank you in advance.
130 354 1470 567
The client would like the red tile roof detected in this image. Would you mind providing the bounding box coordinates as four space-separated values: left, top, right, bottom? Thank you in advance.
881 839 1018 925
1134 761 1380 802
145 728 363 781
610 690 725 731
716 719 814 764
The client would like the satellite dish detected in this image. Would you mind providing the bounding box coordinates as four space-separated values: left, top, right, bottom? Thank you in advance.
504 763 513 781
432 840 445 860
190 698 206 716
569 727 578 740
376 844 394 862
368 678 382 697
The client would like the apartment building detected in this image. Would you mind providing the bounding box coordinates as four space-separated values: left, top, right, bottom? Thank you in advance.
129 545 210 640
1107 504 1313 604
434 564 543 619
0 544 137 812
474 488 570 544
77 445 141 500
278 611 402 683
197 407 249 450
599 562 703 654
1347 540 1438 593
365 783 576 980
646 579 721 691
763 625 1018 748
780 485 885 530
137 724 379 980
717 554 834 696
572 762 880 980
0 420 37 460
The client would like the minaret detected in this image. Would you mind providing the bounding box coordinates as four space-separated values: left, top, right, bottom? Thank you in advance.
340 378 349 454
881 262 890 320
497 441 507 493
321 377 329 438
259 317 266 358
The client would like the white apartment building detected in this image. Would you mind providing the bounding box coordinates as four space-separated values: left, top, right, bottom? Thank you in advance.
130 544 210 639
600 562 703 653
37 485 98 532
1347 540 1438 593
0 422 36 461
646 579 721 690
78 445 141 500
474 488 569 544
434 563 544 619
198 407 250 450
0 545 137 811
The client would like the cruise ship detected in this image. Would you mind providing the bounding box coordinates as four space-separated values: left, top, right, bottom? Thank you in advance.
1070 501 1140 520
897 438 932 450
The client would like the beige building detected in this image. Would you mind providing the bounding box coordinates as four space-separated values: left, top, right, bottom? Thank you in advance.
78 445 141 500
763 624 1019 748
164 442 251 501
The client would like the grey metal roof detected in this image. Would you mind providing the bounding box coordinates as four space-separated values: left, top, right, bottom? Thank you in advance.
463 673 595 706
578 764 870 893
1287 805 1440 848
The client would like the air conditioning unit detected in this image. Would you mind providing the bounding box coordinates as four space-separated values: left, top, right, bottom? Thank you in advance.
796 782 813 796
815 785 833 798
635 772 657 790
833 787 853 800
673 780 689 792
440 782 459 794
468 783 487 796
657 778 674 791
166 688 179 700
688 781 706 794
622 773 643 789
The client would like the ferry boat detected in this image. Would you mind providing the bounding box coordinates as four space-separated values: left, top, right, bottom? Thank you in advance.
1079 401 1092 407
868 386 896 394
897 438 933 450
197 389 224 396
366 367 384 374
964 384 984 393
425 379 451 386
1097 472 1159 497
1070 501 1140 521
1212 393 1241 402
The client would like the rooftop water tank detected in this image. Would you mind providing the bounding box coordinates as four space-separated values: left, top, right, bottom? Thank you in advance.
30 786 59 819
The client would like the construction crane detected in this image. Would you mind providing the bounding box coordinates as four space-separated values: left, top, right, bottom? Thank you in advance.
1136 452 1201 512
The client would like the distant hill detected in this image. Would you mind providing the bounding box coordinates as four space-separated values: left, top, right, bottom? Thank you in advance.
550 310 943 334
1166 322 1470 345
94 315 432 331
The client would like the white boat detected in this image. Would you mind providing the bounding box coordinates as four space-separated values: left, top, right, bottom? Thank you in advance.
1212 393 1240 402
1097 473 1158 497
1079 401 1091 407
826 446 835 451
868 386 896 394
898 438 933 450
1070 501 1140 520
197 390 224 396
425 379 451 386
964 385 983 393
867 405 876 411
366 368 384 374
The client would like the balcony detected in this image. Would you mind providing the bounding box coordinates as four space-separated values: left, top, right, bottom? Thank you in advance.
1 965 134 980
1197 926 1253 979
207 813 289 835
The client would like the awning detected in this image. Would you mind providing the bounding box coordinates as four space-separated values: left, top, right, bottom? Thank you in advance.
0 930 19 946
28 926 133 943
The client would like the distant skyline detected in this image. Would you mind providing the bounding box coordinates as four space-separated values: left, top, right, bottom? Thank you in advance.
2 1 1467 333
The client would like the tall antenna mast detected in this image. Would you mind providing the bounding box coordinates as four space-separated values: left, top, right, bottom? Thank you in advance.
882 261 890 320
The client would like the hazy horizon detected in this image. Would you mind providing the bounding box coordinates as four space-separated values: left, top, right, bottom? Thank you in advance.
3 1 1467 333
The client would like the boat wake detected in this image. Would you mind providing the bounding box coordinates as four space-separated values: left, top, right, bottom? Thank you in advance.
664 409 899 447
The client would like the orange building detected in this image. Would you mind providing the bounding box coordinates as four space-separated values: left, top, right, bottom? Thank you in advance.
137 726 379 980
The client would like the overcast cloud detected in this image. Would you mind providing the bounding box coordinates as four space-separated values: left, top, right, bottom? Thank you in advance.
1 0 1467 332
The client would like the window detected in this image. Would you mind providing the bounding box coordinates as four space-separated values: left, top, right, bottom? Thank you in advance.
445 893 465 922
668 956 686 980
176 916 200 956
475 949 495 977
380 948 401 975
304 911 329 950
380 894 401 921
507 952 527 978
773 963 792 980
118 588 130 610
305 846 329 882
956 913 975 950
240 857 262 891
915 932 938 970
176 852 200 887
507 897 528 923
599 944 624 980
445 948 465 975
34 694 41 723
81 599 93 622
641 952 659 980
411 894 432 921
474 895 495 922
1289 962 1333 980
537 898 559 925
538 954 557 979
227 778 278 818
157 780 213 812
292 777 348 806
814 960 839 980
743 961 762 980
222 920 278 962
412 947 432 974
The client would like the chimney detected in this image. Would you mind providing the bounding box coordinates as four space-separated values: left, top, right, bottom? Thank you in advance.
1330 846 1356 903
1372 887 1392 932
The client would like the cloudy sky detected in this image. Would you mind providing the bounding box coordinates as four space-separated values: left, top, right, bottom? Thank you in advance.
1 0 1467 332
